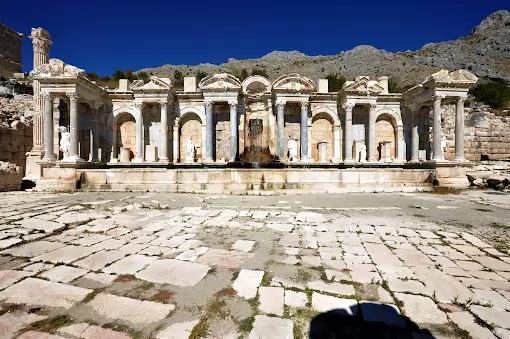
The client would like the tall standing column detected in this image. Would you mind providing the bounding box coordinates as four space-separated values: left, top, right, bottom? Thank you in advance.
455 97 466 161
90 102 101 162
343 103 354 162
111 125 119 162
66 92 81 161
229 101 238 161
276 101 285 160
409 104 420 162
368 103 377 162
300 102 309 161
173 121 179 163
159 101 169 162
133 101 145 162
432 95 443 161
42 92 54 161
205 101 213 162
333 125 341 161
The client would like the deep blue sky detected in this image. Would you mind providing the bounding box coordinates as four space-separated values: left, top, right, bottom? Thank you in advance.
2 0 507 76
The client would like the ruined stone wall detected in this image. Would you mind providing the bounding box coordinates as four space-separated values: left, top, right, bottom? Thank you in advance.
0 123 32 170
442 104 510 161
0 25 23 74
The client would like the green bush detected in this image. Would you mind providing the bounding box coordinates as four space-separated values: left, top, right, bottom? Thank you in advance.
196 70 208 82
326 73 346 92
251 68 269 78
388 77 403 93
470 82 510 109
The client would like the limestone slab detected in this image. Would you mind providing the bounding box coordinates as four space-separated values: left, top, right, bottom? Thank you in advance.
13 218 64 233
0 312 48 339
232 240 255 252
358 301 405 327
461 233 491 248
1 240 65 257
0 238 22 249
473 256 510 272
88 293 175 326
307 280 355 296
393 293 447 324
470 305 510 329
136 259 210 286
259 286 284 316
312 292 358 313
74 250 126 271
0 269 32 290
196 248 251 269
39 265 88 283
0 278 91 309
248 315 293 339
495 328 510 339
411 267 475 303
103 254 157 275
284 290 307 308
31 245 97 264
17 331 67 339
155 319 200 339
448 311 497 339
232 269 264 299
393 249 435 267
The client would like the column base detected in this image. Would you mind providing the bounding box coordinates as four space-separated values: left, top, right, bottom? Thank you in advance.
159 157 170 163
409 158 420 163
300 158 314 163
132 157 145 163
331 158 342 163
109 158 119 164
60 156 85 163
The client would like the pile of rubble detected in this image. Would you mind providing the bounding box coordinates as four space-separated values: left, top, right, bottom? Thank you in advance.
0 94 33 128
466 161 510 190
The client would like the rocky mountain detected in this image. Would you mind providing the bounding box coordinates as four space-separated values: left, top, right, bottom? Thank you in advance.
138 10 510 87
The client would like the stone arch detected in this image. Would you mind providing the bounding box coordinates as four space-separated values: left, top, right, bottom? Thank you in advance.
108 106 138 127
178 107 205 162
311 107 340 126
114 112 136 162
242 75 271 94
198 73 241 91
375 108 402 127
375 111 401 161
178 107 205 124
311 112 335 162
271 73 316 92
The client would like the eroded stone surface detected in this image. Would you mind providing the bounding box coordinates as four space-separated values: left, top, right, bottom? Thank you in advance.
248 315 293 339
136 259 210 286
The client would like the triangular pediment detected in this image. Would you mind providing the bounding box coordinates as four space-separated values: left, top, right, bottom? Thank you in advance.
271 74 315 92
32 58 85 77
342 78 384 95
198 73 241 92
130 76 171 91
422 69 478 88
449 70 478 83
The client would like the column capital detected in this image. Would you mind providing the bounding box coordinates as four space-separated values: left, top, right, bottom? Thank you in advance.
204 100 213 108
433 95 444 103
66 92 79 102
91 101 102 110
300 102 309 109
369 103 377 109
41 91 53 100
159 100 168 109
456 97 466 105
276 100 285 110
342 102 355 111
228 100 237 108
134 101 144 109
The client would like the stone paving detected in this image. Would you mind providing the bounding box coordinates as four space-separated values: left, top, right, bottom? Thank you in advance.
0 192 508 338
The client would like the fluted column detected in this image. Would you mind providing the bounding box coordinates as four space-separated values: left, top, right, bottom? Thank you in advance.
432 95 444 161
300 102 309 161
133 101 145 162
90 102 101 162
455 97 466 161
409 104 420 162
368 103 377 162
343 103 354 163
205 100 213 161
66 92 81 161
159 101 169 162
276 101 285 159
333 125 341 161
42 92 54 161
229 101 238 161
173 121 179 163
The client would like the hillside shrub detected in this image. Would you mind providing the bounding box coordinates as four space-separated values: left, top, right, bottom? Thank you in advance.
470 81 510 109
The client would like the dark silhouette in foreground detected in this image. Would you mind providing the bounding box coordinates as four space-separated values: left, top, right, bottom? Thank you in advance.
309 302 436 339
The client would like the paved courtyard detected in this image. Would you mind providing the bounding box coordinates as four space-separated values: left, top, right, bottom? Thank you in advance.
0 191 509 338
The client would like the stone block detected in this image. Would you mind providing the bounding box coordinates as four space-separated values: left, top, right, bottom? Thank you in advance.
184 77 197 92
317 79 328 93
118 79 130 91
145 145 158 162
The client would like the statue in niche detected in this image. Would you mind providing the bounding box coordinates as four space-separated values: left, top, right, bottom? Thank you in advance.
58 126 70 159
185 136 195 162
359 144 367 163
287 139 298 162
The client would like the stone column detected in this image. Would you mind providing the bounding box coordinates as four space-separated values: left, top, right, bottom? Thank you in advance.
66 92 81 161
111 124 118 162
173 121 179 163
455 97 466 161
229 101 238 161
276 101 285 160
205 100 213 161
133 101 145 162
432 95 443 161
368 103 377 162
42 92 54 161
159 101 169 162
333 125 341 161
409 104 420 162
300 102 309 161
90 101 101 162
343 103 354 162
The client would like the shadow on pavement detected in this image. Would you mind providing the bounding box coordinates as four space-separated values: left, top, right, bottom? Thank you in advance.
309 302 435 339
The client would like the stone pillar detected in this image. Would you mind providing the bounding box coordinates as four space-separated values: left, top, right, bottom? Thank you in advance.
133 101 144 162
276 101 285 160
432 95 443 161
455 97 466 161
90 102 101 162
333 125 341 161
66 92 81 161
300 102 309 161
173 121 179 163
229 101 238 161
205 100 213 161
318 141 328 163
343 103 354 163
111 125 119 162
368 103 377 162
42 92 54 161
159 101 169 162
409 104 420 162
